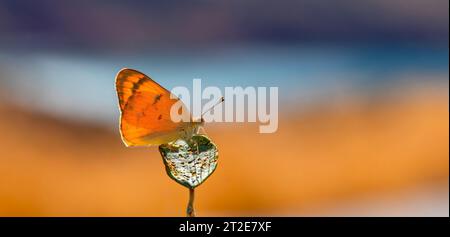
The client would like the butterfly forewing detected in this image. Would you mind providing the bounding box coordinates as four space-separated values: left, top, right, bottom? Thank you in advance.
115 68 193 146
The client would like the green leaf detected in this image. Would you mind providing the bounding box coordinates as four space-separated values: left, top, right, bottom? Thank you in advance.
159 135 219 189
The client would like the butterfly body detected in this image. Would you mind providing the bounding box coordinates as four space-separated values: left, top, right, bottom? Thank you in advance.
115 68 202 147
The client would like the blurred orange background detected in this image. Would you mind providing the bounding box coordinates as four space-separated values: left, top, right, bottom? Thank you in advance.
0 0 448 216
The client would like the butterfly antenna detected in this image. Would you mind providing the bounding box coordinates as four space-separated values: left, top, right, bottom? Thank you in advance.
201 97 224 117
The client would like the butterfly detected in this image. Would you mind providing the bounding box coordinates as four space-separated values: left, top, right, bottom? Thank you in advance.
115 68 222 147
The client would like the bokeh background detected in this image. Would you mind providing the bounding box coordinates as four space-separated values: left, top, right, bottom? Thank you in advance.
0 0 448 216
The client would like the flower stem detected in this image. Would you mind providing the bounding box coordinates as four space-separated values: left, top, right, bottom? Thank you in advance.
186 188 195 217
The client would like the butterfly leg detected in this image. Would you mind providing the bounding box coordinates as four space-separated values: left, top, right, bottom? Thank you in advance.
196 140 199 154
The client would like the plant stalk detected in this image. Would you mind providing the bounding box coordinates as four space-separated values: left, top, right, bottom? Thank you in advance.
186 188 195 217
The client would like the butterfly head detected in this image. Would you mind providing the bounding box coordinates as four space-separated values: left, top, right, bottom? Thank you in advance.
192 116 205 125
192 116 205 133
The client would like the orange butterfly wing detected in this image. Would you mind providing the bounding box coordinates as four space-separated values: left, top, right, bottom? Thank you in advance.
116 68 192 146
